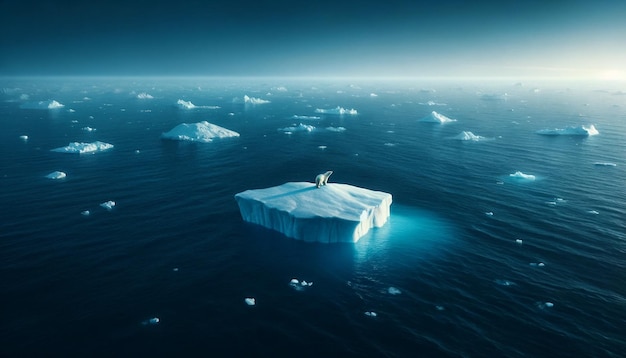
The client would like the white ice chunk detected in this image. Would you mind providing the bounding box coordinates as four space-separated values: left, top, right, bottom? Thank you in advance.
243 95 270 104
45 171 66 180
100 201 116 210
161 121 239 143
419 111 456 123
244 297 256 306
142 317 160 325
278 123 314 132
137 92 154 99
81 210 90 216
515 239 523 245
326 126 346 132
176 99 220 109
594 162 617 167
315 106 358 115
587 210 600 215
495 279 516 286
20 135 28 141
20 100 65 109
419 100 447 106
235 182 392 243
364 311 377 317
485 211 494 216
177 99 196 109
536 125 599 136
451 131 488 141
81 127 96 132
291 115 321 120
509 171 536 181
387 287 402 295
51 141 114 154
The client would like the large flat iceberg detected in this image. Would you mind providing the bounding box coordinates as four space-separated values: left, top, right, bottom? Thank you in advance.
51 141 114 154
536 125 599 136
161 121 239 143
235 182 392 243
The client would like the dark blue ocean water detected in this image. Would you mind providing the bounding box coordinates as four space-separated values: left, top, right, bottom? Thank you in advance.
1 77 625 357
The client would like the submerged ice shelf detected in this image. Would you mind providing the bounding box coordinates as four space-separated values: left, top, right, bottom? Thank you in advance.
235 182 392 243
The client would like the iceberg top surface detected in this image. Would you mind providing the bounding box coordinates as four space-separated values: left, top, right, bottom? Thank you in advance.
235 182 391 222
161 121 239 142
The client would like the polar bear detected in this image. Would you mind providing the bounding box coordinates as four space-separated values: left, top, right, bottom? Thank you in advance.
315 171 333 188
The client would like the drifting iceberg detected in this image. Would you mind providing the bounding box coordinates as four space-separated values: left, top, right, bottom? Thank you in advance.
235 182 392 243
278 123 315 133
291 115 321 120
176 99 220 109
315 106 358 115
509 171 536 181
20 100 65 109
419 111 456 123
51 141 114 154
326 126 346 132
100 201 116 210
45 171 66 180
452 131 488 141
137 92 154 99
536 125 599 136
161 121 239 143
243 95 270 104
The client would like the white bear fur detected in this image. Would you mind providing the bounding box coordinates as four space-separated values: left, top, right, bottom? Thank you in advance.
315 171 333 188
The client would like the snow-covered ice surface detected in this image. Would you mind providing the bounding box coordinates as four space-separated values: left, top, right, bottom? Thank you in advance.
278 123 315 133
161 121 239 142
235 182 392 243
536 125 599 136
51 141 114 154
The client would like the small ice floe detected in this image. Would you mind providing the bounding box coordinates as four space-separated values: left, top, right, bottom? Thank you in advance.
291 115 321 120
20 135 28 141
419 111 455 123
536 301 554 309
172 268 179 272
289 278 313 291
244 297 256 306
587 210 600 215
318 145 327 150
141 317 160 325
435 305 445 311
529 262 546 267
545 201 557 207
384 142 396 147
509 171 536 181
137 92 154 99
364 311 377 317
325 126 346 132
594 162 617 167
100 201 116 210
45 171 66 180
81 210 90 216
387 287 402 295
243 95 270 104
82 126 96 132
370 93 378 97
278 123 314 133
494 279 516 286
515 239 523 245
51 141 114 154
315 106 358 115
485 211 494 216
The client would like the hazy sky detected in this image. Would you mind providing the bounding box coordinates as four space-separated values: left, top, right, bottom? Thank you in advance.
1 0 625 79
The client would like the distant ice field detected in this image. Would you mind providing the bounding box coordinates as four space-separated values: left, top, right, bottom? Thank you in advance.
1 77 625 357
